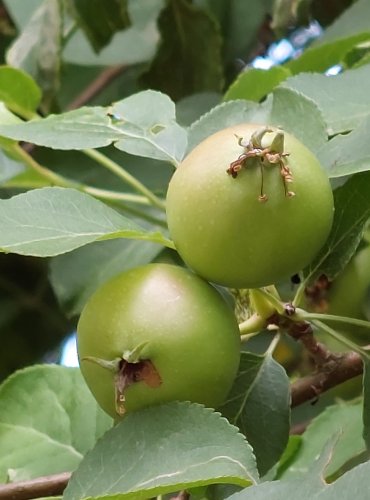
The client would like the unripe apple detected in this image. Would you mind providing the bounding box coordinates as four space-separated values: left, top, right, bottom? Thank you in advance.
77 264 241 418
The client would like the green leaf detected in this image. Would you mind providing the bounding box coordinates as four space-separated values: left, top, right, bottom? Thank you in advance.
64 402 259 500
112 91 188 165
224 67 291 102
221 352 290 476
0 365 112 483
0 103 21 125
188 88 326 154
0 102 22 150
37 497 62 500
0 107 122 149
286 33 370 74
343 39 370 68
49 239 162 317
269 87 327 152
305 172 370 282
2 0 42 29
66 0 130 52
142 0 223 101
318 0 370 44
317 117 370 177
199 0 273 65
0 187 172 257
34 146 173 196
281 402 365 480
229 476 318 499
283 65 370 134
228 443 370 499
37 497 63 500
316 461 370 498
176 92 221 127
352 49 370 69
2 165 49 188
0 149 25 183
0 92 187 163
227 437 336 499
6 0 62 107
0 66 41 116
187 99 269 152
362 359 370 450
275 435 302 478
63 0 164 66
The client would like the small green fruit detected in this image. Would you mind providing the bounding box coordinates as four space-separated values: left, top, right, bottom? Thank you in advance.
166 124 334 289
327 245 370 322
77 264 241 418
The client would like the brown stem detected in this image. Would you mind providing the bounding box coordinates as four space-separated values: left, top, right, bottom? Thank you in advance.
296 329 339 367
291 351 363 407
170 491 190 500
0 472 71 500
267 308 365 407
269 310 339 366
66 65 126 110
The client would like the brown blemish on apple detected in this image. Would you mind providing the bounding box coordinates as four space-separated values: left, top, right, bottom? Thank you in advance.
114 359 162 416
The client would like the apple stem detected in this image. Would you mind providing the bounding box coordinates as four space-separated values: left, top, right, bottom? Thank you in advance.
297 310 370 330
239 313 267 337
292 279 309 307
266 332 281 356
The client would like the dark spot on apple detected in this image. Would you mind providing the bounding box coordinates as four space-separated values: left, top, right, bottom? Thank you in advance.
114 359 162 416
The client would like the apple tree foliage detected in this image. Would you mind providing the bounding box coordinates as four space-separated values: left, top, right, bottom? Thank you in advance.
1 0 370 499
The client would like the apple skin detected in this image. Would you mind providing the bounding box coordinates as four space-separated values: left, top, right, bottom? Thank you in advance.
166 124 334 289
322 244 370 350
327 244 370 323
77 264 241 418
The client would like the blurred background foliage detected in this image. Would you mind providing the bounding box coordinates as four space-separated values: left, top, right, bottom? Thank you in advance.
0 0 368 385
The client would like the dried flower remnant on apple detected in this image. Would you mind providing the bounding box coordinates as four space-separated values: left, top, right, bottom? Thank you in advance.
227 127 294 202
83 344 162 416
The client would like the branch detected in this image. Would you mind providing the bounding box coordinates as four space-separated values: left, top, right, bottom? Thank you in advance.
66 65 126 110
266 308 365 407
291 350 363 407
268 309 340 366
294 326 342 367
0 472 71 500
170 491 190 500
